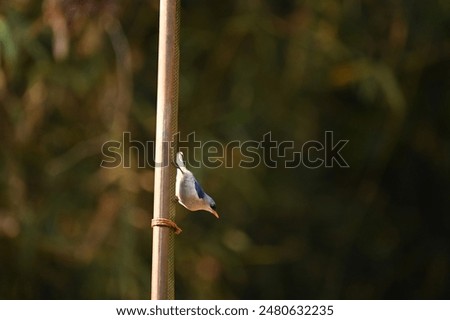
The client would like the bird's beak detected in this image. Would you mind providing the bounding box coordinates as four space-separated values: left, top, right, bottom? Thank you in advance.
209 209 219 219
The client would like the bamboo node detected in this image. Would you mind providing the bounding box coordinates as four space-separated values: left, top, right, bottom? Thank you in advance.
151 218 182 235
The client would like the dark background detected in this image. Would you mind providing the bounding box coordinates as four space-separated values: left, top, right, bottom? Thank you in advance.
0 0 449 299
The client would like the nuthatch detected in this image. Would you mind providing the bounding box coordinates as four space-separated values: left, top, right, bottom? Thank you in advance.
175 152 219 218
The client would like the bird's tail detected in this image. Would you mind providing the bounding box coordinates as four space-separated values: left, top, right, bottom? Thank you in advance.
175 152 186 173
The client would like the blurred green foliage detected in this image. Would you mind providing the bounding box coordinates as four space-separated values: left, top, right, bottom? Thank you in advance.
0 0 449 299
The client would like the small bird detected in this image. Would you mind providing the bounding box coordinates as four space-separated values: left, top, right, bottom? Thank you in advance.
175 151 219 218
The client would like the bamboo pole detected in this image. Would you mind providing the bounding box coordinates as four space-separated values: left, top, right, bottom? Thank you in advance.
151 0 179 300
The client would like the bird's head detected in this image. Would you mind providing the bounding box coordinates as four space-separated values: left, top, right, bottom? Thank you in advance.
205 197 219 219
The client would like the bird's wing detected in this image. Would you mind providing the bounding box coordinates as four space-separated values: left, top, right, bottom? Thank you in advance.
194 179 205 199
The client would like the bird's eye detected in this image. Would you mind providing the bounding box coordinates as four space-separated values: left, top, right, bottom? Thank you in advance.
210 203 216 210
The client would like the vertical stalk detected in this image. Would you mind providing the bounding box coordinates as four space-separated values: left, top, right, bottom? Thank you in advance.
151 0 179 300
